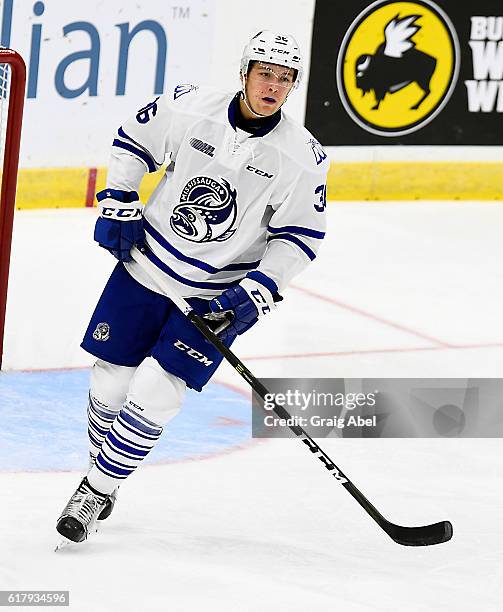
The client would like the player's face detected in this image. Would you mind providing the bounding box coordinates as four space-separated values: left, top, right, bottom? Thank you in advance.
242 62 296 117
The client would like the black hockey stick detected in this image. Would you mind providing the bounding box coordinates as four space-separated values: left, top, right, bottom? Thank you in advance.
131 247 453 546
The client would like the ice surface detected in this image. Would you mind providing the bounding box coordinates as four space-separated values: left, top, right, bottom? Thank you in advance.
1 203 502 611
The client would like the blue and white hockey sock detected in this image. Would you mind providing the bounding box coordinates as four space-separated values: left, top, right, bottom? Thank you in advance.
87 393 119 460
87 404 163 494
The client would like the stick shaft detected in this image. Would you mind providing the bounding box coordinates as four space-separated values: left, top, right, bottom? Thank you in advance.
133 246 370 480
130 247 452 546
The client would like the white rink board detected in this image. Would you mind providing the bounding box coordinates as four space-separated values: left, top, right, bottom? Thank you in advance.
3 0 316 168
5 0 217 167
5 0 497 168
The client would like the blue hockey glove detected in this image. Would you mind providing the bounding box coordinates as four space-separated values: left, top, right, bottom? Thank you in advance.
208 271 280 342
94 188 144 262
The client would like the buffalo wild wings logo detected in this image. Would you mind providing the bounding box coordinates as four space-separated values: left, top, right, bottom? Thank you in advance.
336 0 460 136
170 176 238 243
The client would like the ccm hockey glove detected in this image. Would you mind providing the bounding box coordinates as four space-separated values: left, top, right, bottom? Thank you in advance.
208 271 281 342
94 189 144 262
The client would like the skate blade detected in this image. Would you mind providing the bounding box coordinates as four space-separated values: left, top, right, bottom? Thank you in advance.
54 536 76 552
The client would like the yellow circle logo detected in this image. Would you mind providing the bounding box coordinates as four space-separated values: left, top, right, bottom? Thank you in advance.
336 0 460 136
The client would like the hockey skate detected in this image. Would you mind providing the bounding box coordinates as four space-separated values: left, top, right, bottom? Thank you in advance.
55 477 108 547
97 487 118 521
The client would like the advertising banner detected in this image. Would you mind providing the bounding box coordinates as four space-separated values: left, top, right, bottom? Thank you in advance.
306 0 503 144
1 0 215 166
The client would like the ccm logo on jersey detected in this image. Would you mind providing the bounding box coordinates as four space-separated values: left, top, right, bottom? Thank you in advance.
174 340 214 366
246 165 274 179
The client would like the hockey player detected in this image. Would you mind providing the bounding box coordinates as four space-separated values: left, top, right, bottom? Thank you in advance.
56 31 329 544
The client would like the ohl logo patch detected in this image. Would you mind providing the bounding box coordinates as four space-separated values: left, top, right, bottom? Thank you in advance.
336 0 460 136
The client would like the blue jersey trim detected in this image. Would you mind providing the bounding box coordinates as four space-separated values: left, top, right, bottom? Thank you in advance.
145 248 242 290
144 219 260 274
246 270 279 295
112 138 157 173
268 224 325 239
267 233 317 261
96 188 140 204
227 93 281 137
117 126 163 166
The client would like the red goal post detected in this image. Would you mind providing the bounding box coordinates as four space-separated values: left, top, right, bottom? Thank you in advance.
0 49 26 369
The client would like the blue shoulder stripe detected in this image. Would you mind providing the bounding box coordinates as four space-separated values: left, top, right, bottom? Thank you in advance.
112 138 157 173
118 127 163 167
268 225 325 239
267 233 316 261
144 219 260 274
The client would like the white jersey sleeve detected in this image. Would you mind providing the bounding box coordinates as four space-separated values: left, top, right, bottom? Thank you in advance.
105 85 202 192
256 138 329 292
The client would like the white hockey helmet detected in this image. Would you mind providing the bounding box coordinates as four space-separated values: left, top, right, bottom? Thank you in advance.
240 30 303 88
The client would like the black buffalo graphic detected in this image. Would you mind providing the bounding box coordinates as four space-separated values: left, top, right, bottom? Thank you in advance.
355 15 437 110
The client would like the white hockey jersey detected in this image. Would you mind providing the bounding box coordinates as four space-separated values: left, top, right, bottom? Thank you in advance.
105 84 329 298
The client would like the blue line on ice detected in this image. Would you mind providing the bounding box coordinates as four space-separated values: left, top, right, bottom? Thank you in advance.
0 369 250 471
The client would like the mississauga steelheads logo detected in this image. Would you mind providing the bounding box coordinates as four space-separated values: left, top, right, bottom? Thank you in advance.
170 176 238 243
336 0 460 136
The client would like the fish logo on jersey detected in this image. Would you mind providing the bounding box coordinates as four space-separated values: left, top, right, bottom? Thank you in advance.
170 176 238 243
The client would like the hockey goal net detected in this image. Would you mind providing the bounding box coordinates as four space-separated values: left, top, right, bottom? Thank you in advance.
0 49 26 369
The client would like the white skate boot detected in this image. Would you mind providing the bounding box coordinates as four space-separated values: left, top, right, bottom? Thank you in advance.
56 477 108 545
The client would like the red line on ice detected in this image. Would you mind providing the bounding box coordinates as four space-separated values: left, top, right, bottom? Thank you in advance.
241 342 503 362
290 284 452 347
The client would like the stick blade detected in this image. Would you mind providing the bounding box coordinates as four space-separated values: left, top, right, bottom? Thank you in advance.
386 520 453 546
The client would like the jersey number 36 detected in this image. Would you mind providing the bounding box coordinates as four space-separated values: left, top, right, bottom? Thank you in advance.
314 184 326 212
136 97 159 124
